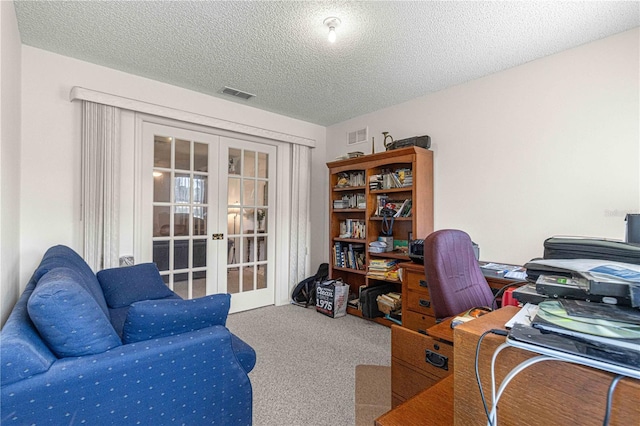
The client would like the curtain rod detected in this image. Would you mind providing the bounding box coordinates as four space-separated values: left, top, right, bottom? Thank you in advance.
69 86 316 148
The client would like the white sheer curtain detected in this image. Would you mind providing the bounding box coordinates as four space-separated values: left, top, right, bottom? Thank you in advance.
289 144 311 293
82 101 121 271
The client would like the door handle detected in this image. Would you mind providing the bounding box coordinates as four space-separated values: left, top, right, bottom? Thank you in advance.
212 233 224 240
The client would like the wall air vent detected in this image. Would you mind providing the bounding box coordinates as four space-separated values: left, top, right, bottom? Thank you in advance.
347 127 368 145
222 86 256 100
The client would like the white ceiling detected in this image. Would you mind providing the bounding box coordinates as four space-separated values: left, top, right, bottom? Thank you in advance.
13 1 640 126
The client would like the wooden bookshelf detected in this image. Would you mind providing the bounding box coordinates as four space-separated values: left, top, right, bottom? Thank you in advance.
327 147 434 324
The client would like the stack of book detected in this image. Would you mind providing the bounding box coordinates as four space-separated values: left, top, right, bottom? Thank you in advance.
376 292 402 315
369 174 382 190
367 259 400 281
333 193 366 210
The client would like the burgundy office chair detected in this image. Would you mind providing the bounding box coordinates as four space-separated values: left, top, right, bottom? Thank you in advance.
423 229 495 320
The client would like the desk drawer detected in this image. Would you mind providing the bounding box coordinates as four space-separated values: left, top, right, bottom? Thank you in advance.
392 325 454 380
405 271 430 293
406 289 434 316
391 359 440 405
402 310 436 334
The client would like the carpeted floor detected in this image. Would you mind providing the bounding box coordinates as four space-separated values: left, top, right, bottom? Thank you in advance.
226 304 391 425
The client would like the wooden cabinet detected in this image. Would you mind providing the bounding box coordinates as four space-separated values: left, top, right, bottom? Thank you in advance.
400 262 436 333
326 147 434 324
400 261 523 333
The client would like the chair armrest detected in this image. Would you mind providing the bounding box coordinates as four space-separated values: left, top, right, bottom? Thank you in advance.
1 326 252 425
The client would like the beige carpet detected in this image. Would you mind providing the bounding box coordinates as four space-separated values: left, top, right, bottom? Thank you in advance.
355 365 392 426
226 305 391 425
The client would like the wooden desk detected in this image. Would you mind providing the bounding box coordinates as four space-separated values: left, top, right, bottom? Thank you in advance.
380 307 640 425
455 307 640 425
425 316 454 343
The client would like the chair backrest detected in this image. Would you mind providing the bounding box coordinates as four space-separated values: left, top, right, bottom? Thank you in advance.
423 229 494 320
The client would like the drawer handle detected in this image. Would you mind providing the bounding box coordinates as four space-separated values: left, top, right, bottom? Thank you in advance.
425 350 449 371
419 299 431 308
417 329 427 335
419 280 428 288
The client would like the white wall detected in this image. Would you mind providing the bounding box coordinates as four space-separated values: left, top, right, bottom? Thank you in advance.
0 1 22 326
19 46 326 288
7 25 639 319
326 28 640 266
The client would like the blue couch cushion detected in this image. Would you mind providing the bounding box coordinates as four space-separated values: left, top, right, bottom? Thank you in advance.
27 267 122 358
34 245 110 318
122 294 231 343
97 263 175 309
0 280 56 386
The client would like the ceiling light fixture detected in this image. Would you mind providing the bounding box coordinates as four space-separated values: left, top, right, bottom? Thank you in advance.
323 17 341 43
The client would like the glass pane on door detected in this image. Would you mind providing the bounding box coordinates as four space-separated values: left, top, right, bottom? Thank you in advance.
226 146 271 297
151 134 210 299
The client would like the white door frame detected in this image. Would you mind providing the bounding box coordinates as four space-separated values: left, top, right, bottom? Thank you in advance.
133 113 293 307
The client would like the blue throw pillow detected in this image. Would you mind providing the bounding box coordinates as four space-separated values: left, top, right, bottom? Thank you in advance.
35 245 110 318
97 263 175 309
122 294 231 343
27 268 122 358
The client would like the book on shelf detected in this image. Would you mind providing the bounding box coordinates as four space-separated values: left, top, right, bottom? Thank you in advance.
333 241 366 270
339 219 366 239
375 194 388 216
335 171 365 188
380 167 413 189
389 199 412 217
333 193 366 210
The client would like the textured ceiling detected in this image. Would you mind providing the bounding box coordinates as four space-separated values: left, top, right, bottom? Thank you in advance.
13 1 640 126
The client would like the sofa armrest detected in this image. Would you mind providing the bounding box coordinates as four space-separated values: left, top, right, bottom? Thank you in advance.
1 326 252 425
122 294 231 343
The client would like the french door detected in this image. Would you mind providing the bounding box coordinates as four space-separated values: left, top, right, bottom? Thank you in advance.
140 122 276 312
218 137 276 312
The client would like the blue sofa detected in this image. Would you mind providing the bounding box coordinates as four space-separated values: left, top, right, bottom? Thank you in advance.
1 245 256 425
